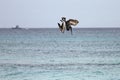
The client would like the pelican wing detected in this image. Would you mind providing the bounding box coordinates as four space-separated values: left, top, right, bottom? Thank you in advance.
67 19 79 26
58 20 66 33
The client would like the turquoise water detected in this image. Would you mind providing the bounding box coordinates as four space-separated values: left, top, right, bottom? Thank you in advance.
0 28 120 80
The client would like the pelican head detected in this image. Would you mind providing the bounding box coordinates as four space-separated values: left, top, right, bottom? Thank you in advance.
61 17 66 21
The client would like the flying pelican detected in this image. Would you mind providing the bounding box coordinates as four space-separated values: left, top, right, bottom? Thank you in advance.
58 17 79 34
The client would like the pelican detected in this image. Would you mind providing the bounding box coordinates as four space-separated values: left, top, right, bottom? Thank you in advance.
58 17 79 34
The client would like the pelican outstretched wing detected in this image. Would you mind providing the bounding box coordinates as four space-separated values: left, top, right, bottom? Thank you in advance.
67 19 79 26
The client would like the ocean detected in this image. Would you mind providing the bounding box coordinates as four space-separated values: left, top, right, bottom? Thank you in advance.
0 28 120 80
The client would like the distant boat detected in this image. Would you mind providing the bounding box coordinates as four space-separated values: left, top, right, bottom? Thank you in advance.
12 25 22 29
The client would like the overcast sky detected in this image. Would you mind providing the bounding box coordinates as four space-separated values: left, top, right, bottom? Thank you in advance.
0 0 120 28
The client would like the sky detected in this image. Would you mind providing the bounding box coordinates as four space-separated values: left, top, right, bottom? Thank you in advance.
0 0 120 28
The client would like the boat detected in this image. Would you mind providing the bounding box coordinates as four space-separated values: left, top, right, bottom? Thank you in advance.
12 25 22 29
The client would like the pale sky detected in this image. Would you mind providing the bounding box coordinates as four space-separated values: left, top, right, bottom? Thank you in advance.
0 0 120 28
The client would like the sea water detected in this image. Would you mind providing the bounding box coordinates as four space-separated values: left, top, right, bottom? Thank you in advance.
0 28 120 80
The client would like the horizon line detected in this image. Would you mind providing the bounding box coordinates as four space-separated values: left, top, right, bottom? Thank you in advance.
0 27 120 29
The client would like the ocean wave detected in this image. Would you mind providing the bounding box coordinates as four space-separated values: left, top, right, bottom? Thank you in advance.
0 62 120 68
